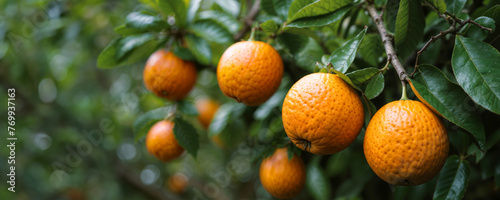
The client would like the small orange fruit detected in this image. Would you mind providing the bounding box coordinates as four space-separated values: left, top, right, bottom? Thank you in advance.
217 41 283 106
195 98 220 128
259 148 306 199
166 173 189 194
143 50 197 100
282 73 364 155
363 100 449 186
409 80 442 117
146 120 184 162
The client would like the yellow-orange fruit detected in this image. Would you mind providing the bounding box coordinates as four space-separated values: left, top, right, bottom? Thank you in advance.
145 120 184 162
282 73 364 155
364 100 449 186
166 173 189 194
259 148 306 199
143 50 197 100
217 41 283 106
195 98 220 128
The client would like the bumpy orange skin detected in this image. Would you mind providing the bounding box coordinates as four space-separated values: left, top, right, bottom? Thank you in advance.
145 120 184 162
259 148 306 199
363 100 449 186
282 73 365 155
217 41 284 106
409 81 443 117
166 173 189 194
143 50 197 100
195 98 220 128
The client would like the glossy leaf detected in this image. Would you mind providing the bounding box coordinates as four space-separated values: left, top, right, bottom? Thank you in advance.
295 38 325 72
346 67 380 85
187 0 201 23
306 164 332 200
260 20 279 33
288 0 315 20
384 0 399 33
213 0 240 17
189 19 232 44
433 155 470 200
395 0 425 60
173 117 199 157
208 103 234 136
133 107 170 141
114 25 145 36
329 28 366 73
177 100 199 116
158 0 187 28
277 32 309 55
172 46 195 61
444 0 466 15
452 36 500 114
197 11 240 34
116 34 156 61
410 64 486 150
288 0 352 22
425 0 446 14
97 36 160 69
185 34 211 65
358 33 384 66
286 5 353 28
364 73 384 99
263 0 292 20
462 16 496 41
125 12 168 32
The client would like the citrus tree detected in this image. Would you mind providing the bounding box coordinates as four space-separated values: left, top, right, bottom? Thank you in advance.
2 0 500 199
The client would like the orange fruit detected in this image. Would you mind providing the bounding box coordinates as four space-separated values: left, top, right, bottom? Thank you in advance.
145 120 184 162
282 73 364 155
259 148 306 199
217 41 283 106
363 100 449 186
166 173 189 194
409 80 442 117
143 49 197 100
195 98 220 128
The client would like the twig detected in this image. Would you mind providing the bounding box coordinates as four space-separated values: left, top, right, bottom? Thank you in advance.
365 2 409 84
412 14 493 76
234 0 261 41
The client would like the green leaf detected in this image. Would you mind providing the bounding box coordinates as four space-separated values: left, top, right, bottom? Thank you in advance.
288 0 353 22
452 36 500 114
133 107 170 141
208 103 233 136
277 32 309 55
185 34 211 65
260 20 279 33
433 155 471 200
263 0 292 20
197 10 240 34
172 46 195 61
329 28 366 73
326 63 361 92
462 16 496 41
364 73 384 99
286 4 353 28
114 25 145 36
254 90 287 120
346 67 380 85
173 117 199 158
384 0 399 33
395 0 425 60
187 0 202 23
213 0 240 17
410 64 486 151
97 36 160 69
358 33 384 66
295 38 325 72
361 95 377 127
444 0 466 15
214 117 246 149
261 0 278 16
425 0 446 14
189 19 232 44
116 34 156 61
158 0 187 28
177 100 198 116
306 164 332 200
125 12 169 32
288 0 315 20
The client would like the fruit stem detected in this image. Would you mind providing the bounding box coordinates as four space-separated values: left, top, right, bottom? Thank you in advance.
249 27 256 41
400 81 409 100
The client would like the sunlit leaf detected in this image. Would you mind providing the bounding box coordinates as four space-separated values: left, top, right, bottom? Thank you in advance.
329 28 366 73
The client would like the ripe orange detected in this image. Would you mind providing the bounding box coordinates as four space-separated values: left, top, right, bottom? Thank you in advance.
166 173 189 194
409 80 442 117
259 148 306 199
145 120 184 162
363 100 449 186
195 98 220 129
217 41 283 106
143 50 197 101
282 73 365 155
